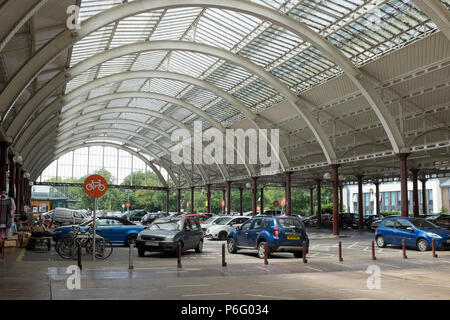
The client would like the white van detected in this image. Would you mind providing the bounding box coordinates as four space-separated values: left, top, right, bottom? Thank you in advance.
49 208 89 225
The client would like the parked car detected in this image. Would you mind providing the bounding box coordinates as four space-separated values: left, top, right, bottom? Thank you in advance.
179 213 211 224
302 215 315 227
375 217 450 251
122 209 148 222
47 208 89 225
263 209 282 216
351 214 380 230
309 214 332 227
200 215 226 232
329 212 355 229
52 217 145 245
135 216 204 256
141 212 169 225
370 215 400 232
429 215 450 230
205 216 250 240
227 215 309 259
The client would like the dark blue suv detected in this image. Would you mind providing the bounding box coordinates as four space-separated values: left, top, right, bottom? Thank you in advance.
227 215 309 258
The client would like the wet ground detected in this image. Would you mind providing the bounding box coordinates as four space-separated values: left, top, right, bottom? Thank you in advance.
1 229 449 300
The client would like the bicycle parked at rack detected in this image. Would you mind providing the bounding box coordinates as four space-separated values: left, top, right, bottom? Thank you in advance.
55 225 113 260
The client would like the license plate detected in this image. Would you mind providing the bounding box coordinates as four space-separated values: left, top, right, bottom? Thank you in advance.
145 241 159 246
446 240 450 244
287 236 300 240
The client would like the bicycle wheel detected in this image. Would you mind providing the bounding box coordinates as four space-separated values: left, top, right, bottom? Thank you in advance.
94 239 113 260
55 237 75 259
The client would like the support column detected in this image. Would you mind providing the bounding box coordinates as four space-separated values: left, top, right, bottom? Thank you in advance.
374 180 380 216
316 179 322 226
339 185 343 213
252 177 257 216
0 142 9 192
420 178 427 214
226 181 232 215
398 153 410 217
239 187 243 216
310 187 314 216
356 175 364 231
285 171 292 216
331 165 340 235
206 184 211 214
165 189 170 213
260 186 264 215
411 169 419 217
190 186 195 214
15 163 22 215
8 155 15 198
177 188 181 213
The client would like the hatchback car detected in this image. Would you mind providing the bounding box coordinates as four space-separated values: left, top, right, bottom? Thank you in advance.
429 215 450 230
135 216 203 256
205 216 250 240
227 216 309 258
375 217 450 251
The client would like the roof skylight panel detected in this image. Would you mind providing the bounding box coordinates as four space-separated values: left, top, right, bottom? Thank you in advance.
106 99 133 108
223 113 246 127
150 8 203 41
165 106 193 122
148 79 188 97
167 51 219 78
123 112 151 123
150 118 174 132
205 63 254 92
78 0 123 22
133 98 167 112
97 55 136 78
206 100 241 124
130 51 168 71
116 79 147 92
109 11 164 48
182 87 219 108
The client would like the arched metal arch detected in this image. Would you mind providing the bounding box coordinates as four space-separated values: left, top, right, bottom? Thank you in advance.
0 0 406 155
29 136 193 187
25 118 210 185
29 142 178 187
12 41 296 168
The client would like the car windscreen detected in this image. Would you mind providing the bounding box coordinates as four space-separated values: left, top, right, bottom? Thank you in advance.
203 217 216 224
215 217 232 225
409 218 439 229
148 220 182 231
276 217 304 229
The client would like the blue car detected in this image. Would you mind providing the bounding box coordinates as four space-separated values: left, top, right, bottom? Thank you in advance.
375 217 450 251
52 217 145 246
227 215 309 258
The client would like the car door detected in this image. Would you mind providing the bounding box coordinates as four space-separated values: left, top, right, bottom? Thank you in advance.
95 219 117 242
393 219 416 246
189 219 203 248
247 218 263 247
235 219 253 247
380 219 396 244
182 219 195 249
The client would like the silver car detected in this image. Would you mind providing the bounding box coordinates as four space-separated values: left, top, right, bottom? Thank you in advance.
205 216 250 240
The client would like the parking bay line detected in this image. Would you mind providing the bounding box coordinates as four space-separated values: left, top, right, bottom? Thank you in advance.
302 266 324 272
247 294 295 300
182 293 231 297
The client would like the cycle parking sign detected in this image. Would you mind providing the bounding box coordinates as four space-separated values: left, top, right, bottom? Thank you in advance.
83 174 108 198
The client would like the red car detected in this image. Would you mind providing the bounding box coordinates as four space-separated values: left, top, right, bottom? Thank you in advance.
179 214 211 224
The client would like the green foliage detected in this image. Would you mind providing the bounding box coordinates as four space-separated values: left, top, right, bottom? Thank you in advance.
380 211 401 216
440 207 448 215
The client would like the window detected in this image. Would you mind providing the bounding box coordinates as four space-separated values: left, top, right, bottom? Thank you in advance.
189 219 199 230
263 219 270 228
384 192 389 211
250 219 263 229
383 220 395 228
428 190 433 213
395 219 412 230
240 220 252 231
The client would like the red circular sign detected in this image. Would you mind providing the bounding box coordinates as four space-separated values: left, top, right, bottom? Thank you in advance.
221 200 225 208
83 174 108 198
273 201 279 208
281 197 286 207
125 202 131 209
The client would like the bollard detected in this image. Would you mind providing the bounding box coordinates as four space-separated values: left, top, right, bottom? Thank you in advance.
264 243 269 265
128 242 134 270
177 243 182 268
77 244 82 270
432 239 438 258
222 243 227 267
338 241 343 262
302 241 308 264
371 240 376 261
402 239 407 259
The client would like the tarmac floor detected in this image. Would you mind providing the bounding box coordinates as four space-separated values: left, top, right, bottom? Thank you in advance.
1 228 449 300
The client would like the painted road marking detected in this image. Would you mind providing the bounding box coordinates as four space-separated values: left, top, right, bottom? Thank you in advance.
283 288 320 291
347 242 359 249
16 248 26 262
333 262 353 268
303 266 324 272
255 266 270 272
168 284 210 288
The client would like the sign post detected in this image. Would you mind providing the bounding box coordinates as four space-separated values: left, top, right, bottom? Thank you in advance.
83 174 108 261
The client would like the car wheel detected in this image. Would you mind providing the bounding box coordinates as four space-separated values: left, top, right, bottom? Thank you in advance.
416 238 430 252
125 234 137 247
218 231 227 241
293 251 303 258
376 235 386 248
137 247 145 257
195 239 203 253
257 242 269 259
227 237 238 254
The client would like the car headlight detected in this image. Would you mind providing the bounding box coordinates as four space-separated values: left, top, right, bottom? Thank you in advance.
427 232 442 239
